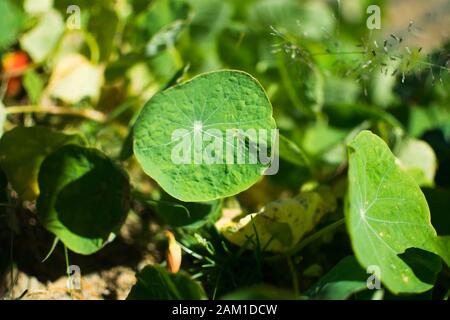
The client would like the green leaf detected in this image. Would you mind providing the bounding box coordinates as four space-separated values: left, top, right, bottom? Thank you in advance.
127 265 206 300
278 51 324 115
133 70 277 202
0 0 24 50
37 145 130 255
278 134 310 168
187 0 232 40
0 126 84 201
395 138 437 187
305 256 369 300
88 4 119 62
20 9 64 63
346 130 450 294
23 70 44 104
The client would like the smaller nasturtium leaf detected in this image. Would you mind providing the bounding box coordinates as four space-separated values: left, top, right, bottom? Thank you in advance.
221 189 336 253
127 265 207 300
395 138 437 187
133 70 277 202
346 130 450 294
305 256 369 300
0 126 84 201
37 145 130 255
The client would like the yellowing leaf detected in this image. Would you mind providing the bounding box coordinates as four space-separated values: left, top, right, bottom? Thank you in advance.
20 9 64 63
47 54 104 104
221 189 336 253
396 138 437 187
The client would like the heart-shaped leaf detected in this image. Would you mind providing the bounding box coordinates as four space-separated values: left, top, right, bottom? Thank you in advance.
133 70 277 202
346 130 450 294
37 145 130 255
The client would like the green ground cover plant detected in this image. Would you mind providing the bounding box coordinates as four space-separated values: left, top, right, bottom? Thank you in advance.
0 0 449 300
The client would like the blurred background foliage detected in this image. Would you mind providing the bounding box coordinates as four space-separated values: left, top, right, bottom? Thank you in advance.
0 0 450 300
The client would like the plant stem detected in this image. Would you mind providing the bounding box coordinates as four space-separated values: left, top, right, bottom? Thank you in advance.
4 105 107 122
64 245 73 300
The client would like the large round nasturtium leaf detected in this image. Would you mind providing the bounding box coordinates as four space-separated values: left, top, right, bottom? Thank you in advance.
346 131 450 294
133 70 277 202
0 126 85 201
37 145 130 255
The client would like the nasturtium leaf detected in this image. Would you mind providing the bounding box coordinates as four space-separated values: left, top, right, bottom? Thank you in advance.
395 138 437 187
127 265 206 300
305 256 369 300
37 145 130 255
221 189 336 253
346 130 450 294
133 70 277 202
20 9 64 63
0 126 84 201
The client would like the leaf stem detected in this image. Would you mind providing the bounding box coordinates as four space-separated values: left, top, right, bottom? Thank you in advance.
4 105 107 122
64 245 73 300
